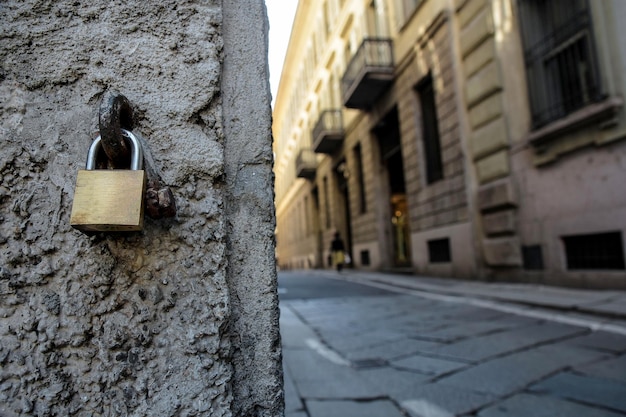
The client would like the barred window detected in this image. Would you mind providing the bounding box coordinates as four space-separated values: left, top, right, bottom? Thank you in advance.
517 0 603 129
562 232 625 270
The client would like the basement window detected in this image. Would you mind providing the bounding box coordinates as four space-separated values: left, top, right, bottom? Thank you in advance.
522 245 544 270
562 231 625 270
428 238 451 263
360 250 371 266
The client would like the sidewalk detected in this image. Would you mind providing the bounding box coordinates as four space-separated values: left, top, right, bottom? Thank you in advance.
318 269 626 327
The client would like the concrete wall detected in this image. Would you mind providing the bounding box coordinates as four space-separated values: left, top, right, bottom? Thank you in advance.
0 1 282 415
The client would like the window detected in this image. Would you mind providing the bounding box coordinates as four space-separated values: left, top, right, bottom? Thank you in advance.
428 238 451 263
562 232 625 270
360 250 371 266
323 176 331 229
416 74 444 184
395 0 423 27
522 245 544 270
517 0 603 129
353 144 367 214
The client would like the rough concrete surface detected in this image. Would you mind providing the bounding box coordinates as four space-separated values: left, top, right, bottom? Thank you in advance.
222 1 283 416
0 1 281 416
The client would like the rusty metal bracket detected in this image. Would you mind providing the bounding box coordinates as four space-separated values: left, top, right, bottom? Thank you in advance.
99 91 134 165
146 179 177 219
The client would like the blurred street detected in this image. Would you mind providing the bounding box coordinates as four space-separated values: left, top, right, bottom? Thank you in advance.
279 270 626 417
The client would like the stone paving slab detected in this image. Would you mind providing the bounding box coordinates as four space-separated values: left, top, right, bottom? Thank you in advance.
283 363 304 415
529 372 626 413
356 367 431 398
574 354 626 383
437 342 608 396
391 353 469 376
322 328 407 352
477 393 625 417
285 412 308 417
280 307 320 349
426 322 587 362
358 368 497 414
320 315 447 338
306 399 405 417
413 315 539 343
283 349 386 399
341 337 443 362
562 331 626 353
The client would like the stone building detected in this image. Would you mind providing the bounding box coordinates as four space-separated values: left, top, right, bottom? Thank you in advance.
273 0 626 288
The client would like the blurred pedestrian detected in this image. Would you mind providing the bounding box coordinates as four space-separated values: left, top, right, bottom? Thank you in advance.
330 232 345 272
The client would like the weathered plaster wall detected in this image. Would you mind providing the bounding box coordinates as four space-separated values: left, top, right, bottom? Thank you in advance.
0 1 281 416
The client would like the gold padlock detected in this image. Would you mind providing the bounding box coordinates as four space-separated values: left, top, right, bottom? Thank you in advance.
70 129 146 232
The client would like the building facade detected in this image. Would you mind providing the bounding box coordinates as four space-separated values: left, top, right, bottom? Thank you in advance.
273 0 626 288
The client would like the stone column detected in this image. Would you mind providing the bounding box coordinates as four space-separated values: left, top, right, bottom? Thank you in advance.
0 1 281 416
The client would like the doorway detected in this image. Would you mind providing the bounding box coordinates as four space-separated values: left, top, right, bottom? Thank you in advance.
334 159 353 266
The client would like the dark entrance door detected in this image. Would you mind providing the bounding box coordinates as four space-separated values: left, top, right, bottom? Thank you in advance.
373 108 411 267
334 159 353 266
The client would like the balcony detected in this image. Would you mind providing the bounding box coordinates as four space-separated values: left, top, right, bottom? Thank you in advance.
341 38 394 109
295 148 317 180
312 110 345 154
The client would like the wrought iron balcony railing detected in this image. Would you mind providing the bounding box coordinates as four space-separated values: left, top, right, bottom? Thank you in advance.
341 38 394 109
312 110 344 154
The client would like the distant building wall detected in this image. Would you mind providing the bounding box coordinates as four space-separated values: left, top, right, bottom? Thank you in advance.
273 0 626 289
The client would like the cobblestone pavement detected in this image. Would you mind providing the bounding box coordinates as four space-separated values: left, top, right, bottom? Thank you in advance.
280 270 626 417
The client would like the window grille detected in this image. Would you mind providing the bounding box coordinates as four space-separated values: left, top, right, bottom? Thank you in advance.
517 0 603 129
562 232 625 270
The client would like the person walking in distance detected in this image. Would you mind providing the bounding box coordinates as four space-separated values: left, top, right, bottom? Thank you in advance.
330 232 345 272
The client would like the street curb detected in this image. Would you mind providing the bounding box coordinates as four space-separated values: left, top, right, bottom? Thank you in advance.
314 270 626 321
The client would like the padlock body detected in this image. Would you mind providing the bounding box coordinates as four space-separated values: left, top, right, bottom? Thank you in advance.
70 170 146 232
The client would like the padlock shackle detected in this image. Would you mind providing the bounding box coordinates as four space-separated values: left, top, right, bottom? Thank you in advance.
86 129 143 171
